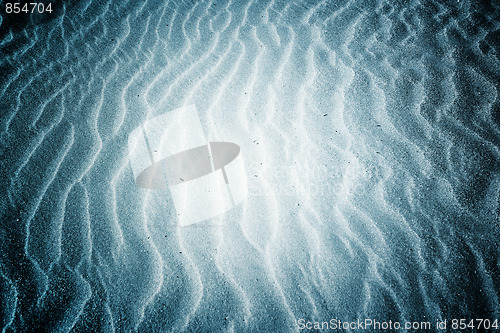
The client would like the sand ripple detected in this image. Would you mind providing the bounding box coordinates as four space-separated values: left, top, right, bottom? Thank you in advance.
1 0 498 331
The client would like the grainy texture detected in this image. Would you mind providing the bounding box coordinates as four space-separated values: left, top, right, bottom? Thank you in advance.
0 0 498 332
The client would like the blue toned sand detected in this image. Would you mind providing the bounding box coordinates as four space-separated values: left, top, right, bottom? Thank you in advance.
0 0 498 332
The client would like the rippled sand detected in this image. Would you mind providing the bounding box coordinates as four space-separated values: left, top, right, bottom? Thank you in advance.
0 0 498 332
